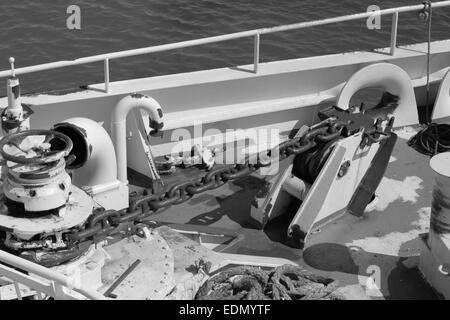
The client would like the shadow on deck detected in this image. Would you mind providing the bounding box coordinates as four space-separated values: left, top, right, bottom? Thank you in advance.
146 125 441 299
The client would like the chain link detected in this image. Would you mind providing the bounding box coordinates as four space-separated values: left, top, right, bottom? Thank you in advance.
63 115 386 246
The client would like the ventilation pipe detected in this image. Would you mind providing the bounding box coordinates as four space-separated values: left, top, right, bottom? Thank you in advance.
53 117 128 210
111 94 164 185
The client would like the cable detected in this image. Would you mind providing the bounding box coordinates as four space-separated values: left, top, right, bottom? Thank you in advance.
408 4 450 157
424 0 432 124
408 123 450 156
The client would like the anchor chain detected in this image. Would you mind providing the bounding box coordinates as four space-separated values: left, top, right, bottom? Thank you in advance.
62 111 390 248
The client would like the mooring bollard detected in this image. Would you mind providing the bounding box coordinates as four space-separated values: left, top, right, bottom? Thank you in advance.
429 152 450 235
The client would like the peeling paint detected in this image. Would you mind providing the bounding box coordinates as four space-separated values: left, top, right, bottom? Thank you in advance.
369 176 423 212
347 207 430 256
393 126 418 140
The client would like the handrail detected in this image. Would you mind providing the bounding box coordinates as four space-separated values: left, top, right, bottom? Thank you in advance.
0 1 449 92
0 249 105 300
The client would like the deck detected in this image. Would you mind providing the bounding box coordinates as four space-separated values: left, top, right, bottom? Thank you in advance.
148 125 441 299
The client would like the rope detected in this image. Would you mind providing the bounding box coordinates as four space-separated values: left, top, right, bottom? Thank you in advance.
408 123 450 156
407 3 450 157
195 264 345 300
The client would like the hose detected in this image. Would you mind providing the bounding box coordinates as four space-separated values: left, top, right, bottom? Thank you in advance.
408 123 450 156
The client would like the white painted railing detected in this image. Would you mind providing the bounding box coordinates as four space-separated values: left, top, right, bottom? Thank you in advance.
0 249 105 300
0 1 449 93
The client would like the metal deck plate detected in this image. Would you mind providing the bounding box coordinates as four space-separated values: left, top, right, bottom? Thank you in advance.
101 230 175 300
143 125 441 299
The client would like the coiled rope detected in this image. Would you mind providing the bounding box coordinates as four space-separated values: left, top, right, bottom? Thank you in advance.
408 3 450 157
408 123 450 156
195 264 345 300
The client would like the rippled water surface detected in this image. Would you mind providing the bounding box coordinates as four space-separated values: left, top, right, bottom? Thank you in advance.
0 0 449 95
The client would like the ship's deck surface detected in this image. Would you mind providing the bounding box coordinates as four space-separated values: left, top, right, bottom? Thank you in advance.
145 125 441 299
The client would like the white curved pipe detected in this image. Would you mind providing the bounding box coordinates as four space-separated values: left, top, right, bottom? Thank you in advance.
54 117 118 188
336 63 418 127
111 94 164 184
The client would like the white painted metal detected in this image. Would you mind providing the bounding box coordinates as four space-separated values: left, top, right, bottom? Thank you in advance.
390 12 399 55
430 152 450 234
4 159 71 213
253 34 260 73
55 118 117 186
104 58 110 93
0 281 37 300
50 245 108 299
13 281 21 300
0 249 105 300
0 186 93 240
0 1 448 83
336 63 419 126
289 132 381 244
250 162 294 227
432 68 450 121
7 39 448 177
54 117 129 210
212 253 296 273
3 58 29 133
111 95 163 185
430 152 450 180
13 40 450 132
132 110 161 181
282 174 308 200
419 152 450 299
6 78 21 113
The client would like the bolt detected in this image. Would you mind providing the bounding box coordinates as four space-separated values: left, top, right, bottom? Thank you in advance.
338 160 351 178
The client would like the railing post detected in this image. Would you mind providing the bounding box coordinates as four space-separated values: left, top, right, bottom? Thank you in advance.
253 34 260 73
13 281 22 300
104 58 110 93
390 12 399 55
